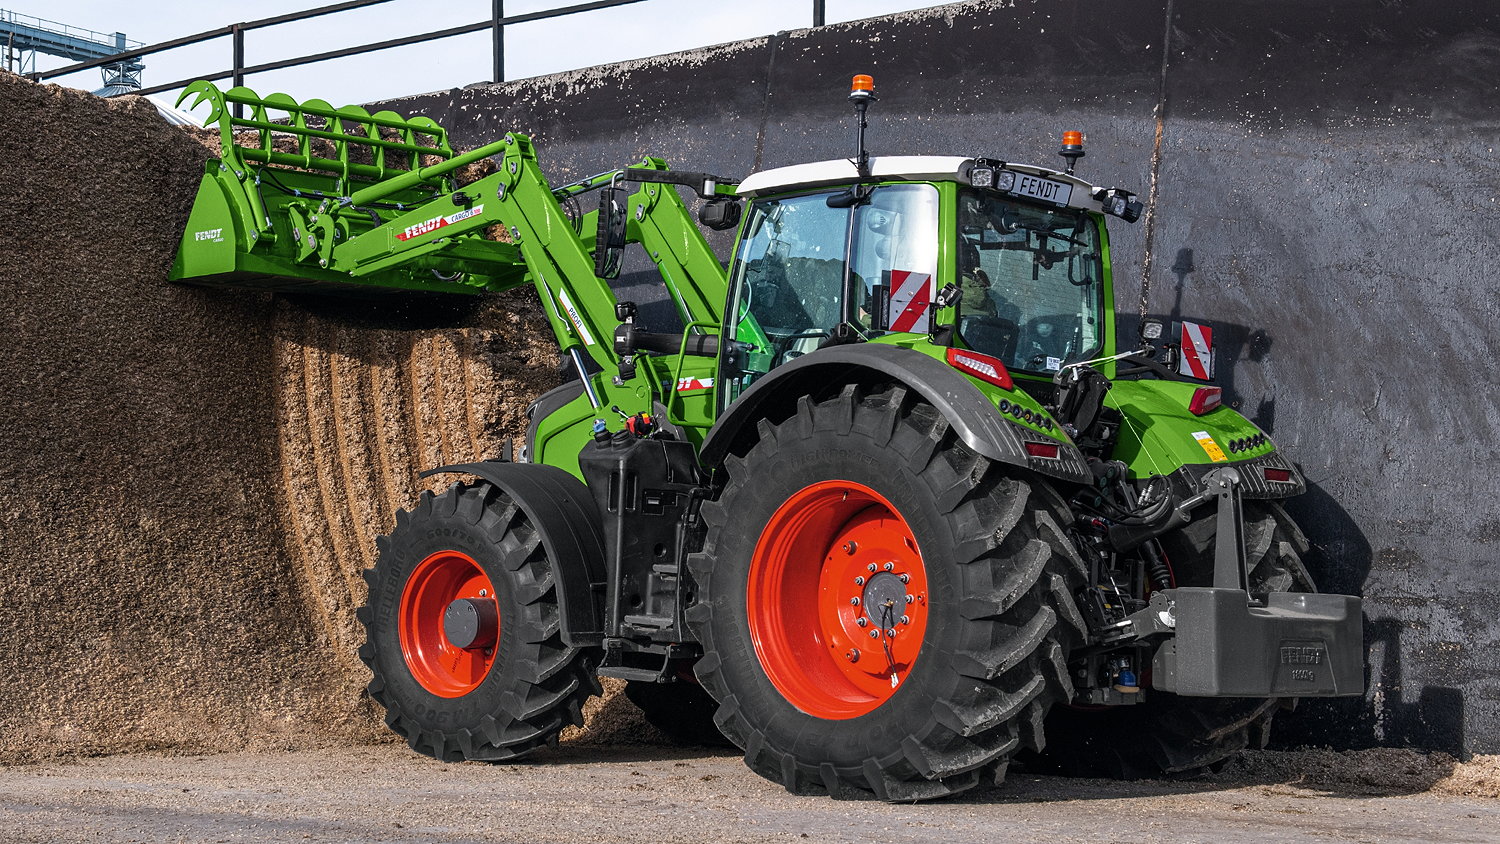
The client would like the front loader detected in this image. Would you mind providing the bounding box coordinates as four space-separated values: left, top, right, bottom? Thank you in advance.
172 76 1363 800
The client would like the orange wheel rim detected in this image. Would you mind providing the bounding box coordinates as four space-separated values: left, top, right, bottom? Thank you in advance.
747 480 929 719
399 550 500 698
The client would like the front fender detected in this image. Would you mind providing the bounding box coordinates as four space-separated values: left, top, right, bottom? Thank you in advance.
420 460 606 647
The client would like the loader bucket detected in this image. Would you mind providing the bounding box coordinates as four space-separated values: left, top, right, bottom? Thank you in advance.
169 81 518 296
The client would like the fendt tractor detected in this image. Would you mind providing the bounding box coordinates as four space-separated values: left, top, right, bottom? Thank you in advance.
172 75 1362 801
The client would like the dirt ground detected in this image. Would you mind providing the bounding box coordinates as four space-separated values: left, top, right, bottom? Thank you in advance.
0 744 1496 844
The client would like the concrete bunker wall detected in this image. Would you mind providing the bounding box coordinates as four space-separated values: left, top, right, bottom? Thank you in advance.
380 0 1500 756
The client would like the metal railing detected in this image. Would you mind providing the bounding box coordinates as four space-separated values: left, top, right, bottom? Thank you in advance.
30 0 839 101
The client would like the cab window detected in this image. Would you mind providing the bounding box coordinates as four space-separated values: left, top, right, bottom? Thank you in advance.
723 185 939 403
957 189 1104 374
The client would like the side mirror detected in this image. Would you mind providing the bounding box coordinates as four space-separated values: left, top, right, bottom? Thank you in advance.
698 198 742 231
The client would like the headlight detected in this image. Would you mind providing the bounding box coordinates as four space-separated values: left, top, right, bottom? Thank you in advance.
994 170 1016 192
970 166 995 188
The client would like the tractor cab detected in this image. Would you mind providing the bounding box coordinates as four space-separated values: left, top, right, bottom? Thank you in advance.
721 151 1139 409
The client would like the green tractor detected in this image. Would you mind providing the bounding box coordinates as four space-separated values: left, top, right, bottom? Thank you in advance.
173 75 1362 800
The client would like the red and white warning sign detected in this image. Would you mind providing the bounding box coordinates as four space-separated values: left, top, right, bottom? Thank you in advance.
1177 320 1214 381
887 271 932 333
395 205 485 242
675 376 714 394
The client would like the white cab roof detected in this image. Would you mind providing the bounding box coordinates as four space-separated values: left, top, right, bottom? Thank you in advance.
735 154 1108 214
736 156 971 197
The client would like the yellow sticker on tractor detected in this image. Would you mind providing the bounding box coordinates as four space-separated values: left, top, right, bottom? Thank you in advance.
1192 431 1228 462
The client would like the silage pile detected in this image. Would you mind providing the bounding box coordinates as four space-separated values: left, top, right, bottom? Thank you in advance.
0 70 632 763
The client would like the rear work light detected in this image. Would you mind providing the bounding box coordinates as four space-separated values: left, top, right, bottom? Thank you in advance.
946 348 1013 390
1188 386 1222 415
1264 467 1293 483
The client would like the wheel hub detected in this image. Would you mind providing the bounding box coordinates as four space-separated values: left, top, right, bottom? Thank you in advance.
860 571 908 629
443 597 498 649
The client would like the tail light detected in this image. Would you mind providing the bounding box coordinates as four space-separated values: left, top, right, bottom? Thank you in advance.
946 348 1013 390
1264 467 1293 483
1188 386 1222 415
1025 442 1060 459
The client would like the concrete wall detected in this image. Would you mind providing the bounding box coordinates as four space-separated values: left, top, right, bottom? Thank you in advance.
378 0 1500 756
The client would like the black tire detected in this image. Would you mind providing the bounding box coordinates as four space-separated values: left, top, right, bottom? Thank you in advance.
623 680 733 747
357 481 599 761
1026 501 1315 779
686 385 1088 801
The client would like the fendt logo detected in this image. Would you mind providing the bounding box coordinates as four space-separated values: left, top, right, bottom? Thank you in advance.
1280 646 1324 665
194 228 224 242
396 206 485 242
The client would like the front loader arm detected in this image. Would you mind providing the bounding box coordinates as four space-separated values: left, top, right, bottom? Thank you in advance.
321 135 730 418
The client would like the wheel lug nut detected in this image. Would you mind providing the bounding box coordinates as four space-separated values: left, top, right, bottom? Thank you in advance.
867 563 877 573
846 649 860 662
886 628 897 637
869 629 880 639
898 574 910 584
905 594 915 604
479 589 488 597
854 576 866 586
883 562 895 571
850 597 860 606
842 541 858 555
857 617 868 627
900 615 910 625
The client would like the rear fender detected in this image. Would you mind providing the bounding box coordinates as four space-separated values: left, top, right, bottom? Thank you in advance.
700 344 1090 485
420 460 606 647
1108 379 1304 496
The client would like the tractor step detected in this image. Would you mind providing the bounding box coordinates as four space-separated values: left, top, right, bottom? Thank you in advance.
622 613 673 629
595 665 668 682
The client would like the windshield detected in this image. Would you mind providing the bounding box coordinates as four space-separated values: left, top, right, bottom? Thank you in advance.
957 189 1104 374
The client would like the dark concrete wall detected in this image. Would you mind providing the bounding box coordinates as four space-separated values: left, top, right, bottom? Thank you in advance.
379 0 1500 756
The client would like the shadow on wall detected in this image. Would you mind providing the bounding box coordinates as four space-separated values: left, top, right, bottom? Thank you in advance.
1137 247 1467 757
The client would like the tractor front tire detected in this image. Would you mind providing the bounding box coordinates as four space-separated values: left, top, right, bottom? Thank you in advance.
1026 501 1316 779
358 481 599 761
687 386 1088 801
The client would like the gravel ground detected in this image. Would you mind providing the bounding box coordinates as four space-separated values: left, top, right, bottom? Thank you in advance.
0 743 1496 844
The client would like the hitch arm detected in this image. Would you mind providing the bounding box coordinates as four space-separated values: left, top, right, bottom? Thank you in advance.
1204 468 1249 591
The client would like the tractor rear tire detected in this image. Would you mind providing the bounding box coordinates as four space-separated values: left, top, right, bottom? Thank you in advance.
623 680 733 747
686 386 1088 801
1025 501 1315 779
358 481 599 761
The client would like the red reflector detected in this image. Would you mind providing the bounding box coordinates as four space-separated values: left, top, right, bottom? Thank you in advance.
1264 467 1293 483
1024 442 1060 459
1188 386 1222 415
946 348 1013 390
